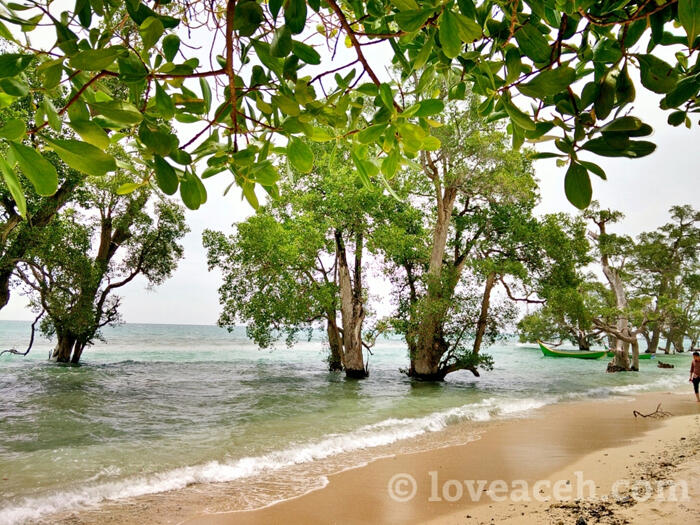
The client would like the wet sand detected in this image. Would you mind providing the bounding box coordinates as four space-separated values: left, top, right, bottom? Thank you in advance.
181 391 699 525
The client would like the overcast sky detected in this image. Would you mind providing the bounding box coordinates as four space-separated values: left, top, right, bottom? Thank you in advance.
1 12 698 325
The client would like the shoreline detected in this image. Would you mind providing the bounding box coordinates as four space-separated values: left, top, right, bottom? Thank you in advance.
44 389 700 525
180 390 699 525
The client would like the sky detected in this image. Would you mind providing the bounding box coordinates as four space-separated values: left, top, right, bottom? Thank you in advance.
1 7 699 325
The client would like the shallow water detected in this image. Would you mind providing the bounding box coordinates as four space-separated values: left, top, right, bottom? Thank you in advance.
0 321 691 524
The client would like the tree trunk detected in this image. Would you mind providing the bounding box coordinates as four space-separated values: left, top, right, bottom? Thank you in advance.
71 342 86 364
630 338 640 371
326 317 343 372
335 231 367 378
672 334 684 353
473 273 496 356
409 188 458 380
601 261 630 370
52 334 76 363
647 326 660 354
663 336 672 354
577 331 591 351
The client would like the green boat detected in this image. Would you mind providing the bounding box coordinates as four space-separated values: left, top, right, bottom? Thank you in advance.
605 350 654 360
538 341 606 359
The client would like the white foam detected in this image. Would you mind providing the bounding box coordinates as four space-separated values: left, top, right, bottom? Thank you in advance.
0 396 550 525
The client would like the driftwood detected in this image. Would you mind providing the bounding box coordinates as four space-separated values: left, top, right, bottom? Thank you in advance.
633 403 672 419
657 361 674 369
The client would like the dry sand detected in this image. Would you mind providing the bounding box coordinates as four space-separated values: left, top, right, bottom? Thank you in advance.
55 391 700 525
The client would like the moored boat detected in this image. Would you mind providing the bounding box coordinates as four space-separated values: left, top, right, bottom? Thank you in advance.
538 341 606 359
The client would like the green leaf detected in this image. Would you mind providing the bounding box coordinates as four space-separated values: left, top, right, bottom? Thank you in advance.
594 76 615 120
68 120 110 150
43 137 117 176
0 77 28 97
118 54 148 84
529 152 564 159
514 24 551 63
564 162 592 210
678 0 700 46
505 47 521 84
292 41 321 65
578 160 606 180
154 81 175 119
285 0 307 35
89 101 144 126
395 9 431 32
581 137 657 158
69 48 123 70
200 78 212 114
663 76 699 107
40 98 61 131
241 181 259 209
635 54 678 94
351 147 376 189
381 148 400 179
270 0 283 18
234 1 264 36
117 182 142 195
0 156 26 218
7 142 58 196
140 16 164 50
600 116 643 132
287 137 314 173
379 83 394 109
0 118 26 141
439 10 462 59
517 67 576 97
454 12 481 42
154 155 179 195
502 97 536 131
615 65 636 106
0 54 34 78
592 39 622 64
162 34 180 62
139 124 176 156
357 124 386 144
180 172 202 210
414 99 445 117
271 26 293 57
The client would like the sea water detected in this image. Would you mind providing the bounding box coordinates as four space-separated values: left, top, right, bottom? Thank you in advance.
0 321 691 524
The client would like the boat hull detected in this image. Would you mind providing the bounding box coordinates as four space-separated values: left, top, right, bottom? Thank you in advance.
538 342 606 359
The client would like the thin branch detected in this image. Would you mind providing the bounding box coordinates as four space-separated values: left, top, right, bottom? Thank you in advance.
0 311 44 357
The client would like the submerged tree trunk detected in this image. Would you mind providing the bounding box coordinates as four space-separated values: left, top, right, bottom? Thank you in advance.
630 339 640 371
335 231 367 378
647 326 661 354
52 334 76 363
473 273 496 356
575 330 591 351
409 185 458 380
326 317 343 372
601 264 630 370
71 342 86 364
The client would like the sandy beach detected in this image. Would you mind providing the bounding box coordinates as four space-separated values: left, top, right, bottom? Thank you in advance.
51 389 700 525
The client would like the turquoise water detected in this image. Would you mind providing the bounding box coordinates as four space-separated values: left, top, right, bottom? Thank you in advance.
0 321 692 524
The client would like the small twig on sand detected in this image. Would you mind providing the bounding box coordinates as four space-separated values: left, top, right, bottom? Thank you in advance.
0 311 43 357
633 403 672 419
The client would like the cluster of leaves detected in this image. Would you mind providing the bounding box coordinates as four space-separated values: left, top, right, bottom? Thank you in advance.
519 204 700 353
0 0 698 215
